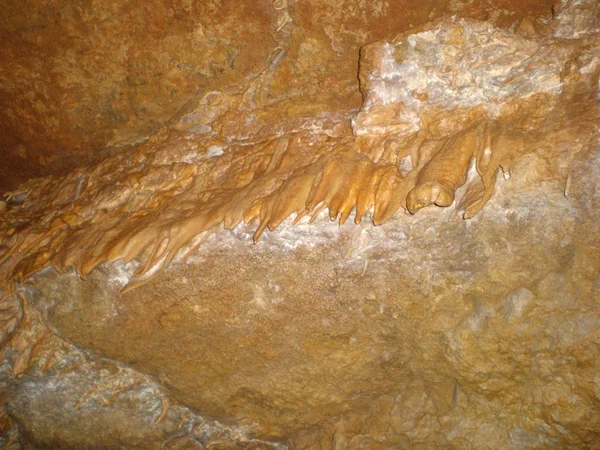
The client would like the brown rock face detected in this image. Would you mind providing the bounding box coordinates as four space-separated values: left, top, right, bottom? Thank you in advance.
0 0 278 193
0 0 556 193
1 0 599 448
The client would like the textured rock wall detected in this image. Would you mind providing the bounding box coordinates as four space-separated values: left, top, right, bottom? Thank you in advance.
0 0 556 193
0 0 599 448
17 144 600 447
0 0 277 192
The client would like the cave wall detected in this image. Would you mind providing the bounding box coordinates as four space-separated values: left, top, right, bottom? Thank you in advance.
0 0 599 449
0 0 556 193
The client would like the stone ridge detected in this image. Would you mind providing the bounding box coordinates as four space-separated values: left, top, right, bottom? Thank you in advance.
0 1 598 295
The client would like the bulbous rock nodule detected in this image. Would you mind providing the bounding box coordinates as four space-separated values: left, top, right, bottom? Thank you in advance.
406 182 455 214
405 126 480 214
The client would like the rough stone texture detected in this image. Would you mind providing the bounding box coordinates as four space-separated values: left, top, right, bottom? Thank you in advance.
0 0 557 193
1 0 599 449
0 0 279 193
7 139 600 448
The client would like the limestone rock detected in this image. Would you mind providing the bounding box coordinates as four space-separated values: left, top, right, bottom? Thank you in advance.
4 139 599 448
0 0 599 448
0 0 558 193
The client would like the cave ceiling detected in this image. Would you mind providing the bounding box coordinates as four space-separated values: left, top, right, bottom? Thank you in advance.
0 0 557 193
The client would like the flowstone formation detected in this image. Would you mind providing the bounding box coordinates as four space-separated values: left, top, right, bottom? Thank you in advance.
0 0 558 194
1 0 600 448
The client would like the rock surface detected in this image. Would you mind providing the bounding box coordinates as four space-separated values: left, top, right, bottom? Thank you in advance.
15 145 600 448
0 0 557 193
1 0 600 449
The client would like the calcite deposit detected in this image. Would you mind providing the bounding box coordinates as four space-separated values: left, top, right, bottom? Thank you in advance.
0 0 599 448
0 0 559 194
